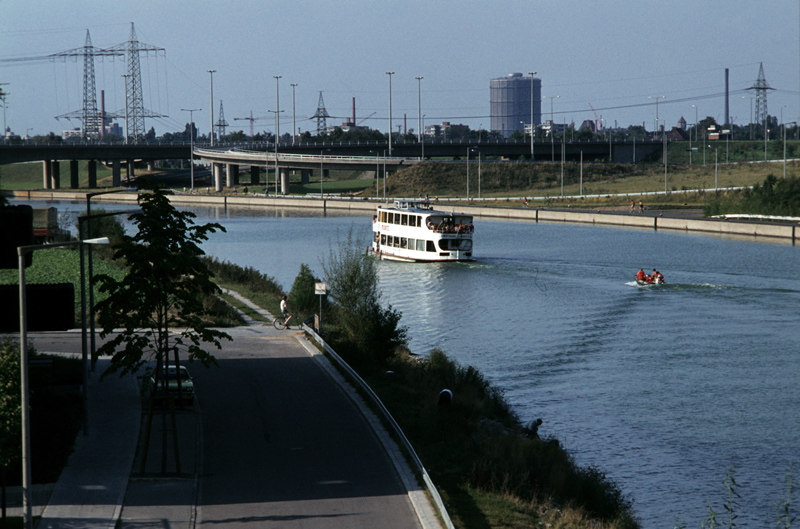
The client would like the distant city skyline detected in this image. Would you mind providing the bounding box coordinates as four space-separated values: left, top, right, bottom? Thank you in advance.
1 1 798 138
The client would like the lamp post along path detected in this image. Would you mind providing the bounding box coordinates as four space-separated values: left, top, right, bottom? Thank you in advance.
18 237 109 529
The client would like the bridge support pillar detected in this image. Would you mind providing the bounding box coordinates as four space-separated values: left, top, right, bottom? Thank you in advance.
42 160 51 189
112 160 121 188
301 169 310 184
226 163 238 187
213 163 223 192
89 160 99 188
280 168 290 195
126 160 135 182
69 160 79 189
147 160 155 171
250 166 260 186
51 161 61 189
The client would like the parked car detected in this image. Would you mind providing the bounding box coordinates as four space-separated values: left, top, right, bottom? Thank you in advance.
149 365 194 404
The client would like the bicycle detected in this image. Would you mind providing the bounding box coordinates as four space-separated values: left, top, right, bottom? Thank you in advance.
272 312 296 330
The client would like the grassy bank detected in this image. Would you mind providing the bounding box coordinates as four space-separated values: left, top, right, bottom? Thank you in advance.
366 159 797 204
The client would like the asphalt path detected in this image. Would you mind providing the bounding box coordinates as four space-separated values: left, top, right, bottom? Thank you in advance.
193 328 421 529
25 328 426 528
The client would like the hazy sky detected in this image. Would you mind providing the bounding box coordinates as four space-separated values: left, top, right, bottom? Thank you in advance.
1 1 798 138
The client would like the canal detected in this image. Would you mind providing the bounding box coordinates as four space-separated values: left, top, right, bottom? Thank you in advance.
19 199 800 527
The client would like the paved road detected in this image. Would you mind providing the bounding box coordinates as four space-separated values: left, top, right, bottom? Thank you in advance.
24 325 429 529
193 328 420 528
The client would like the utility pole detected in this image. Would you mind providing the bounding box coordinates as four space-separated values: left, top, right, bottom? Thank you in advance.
290 83 298 145
386 72 394 156
208 70 216 146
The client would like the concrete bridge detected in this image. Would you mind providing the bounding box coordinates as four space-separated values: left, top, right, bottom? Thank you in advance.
0 140 664 192
0 143 190 189
193 148 418 194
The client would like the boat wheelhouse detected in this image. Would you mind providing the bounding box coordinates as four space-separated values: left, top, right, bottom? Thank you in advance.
371 200 474 262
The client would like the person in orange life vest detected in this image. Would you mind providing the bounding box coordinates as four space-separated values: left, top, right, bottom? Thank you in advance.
636 269 647 281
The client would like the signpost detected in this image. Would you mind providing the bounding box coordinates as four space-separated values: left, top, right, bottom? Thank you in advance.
315 282 327 332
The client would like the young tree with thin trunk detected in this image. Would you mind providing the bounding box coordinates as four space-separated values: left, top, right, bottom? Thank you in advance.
94 181 229 472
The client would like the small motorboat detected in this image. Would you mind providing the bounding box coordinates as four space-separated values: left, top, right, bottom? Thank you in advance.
635 274 665 286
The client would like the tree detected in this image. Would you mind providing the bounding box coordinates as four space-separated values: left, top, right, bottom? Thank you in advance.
94 180 229 472
0 337 21 520
322 227 407 366
289 263 325 315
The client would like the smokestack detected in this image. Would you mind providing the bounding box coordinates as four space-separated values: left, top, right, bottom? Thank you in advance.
725 68 730 126
100 90 105 136
352 97 356 126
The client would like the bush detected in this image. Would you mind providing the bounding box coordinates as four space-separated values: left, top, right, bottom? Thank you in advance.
289 263 326 315
321 227 408 367
203 256 283 296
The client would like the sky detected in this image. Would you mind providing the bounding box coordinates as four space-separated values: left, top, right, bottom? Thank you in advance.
1 1 799 138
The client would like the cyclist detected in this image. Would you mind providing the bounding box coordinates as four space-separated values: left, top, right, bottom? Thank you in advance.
280 295 292 328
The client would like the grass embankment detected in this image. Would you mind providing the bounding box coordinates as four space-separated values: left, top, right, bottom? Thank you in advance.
367 158 798 207
0 248 125 328
0 160 116 190
207 260 638 529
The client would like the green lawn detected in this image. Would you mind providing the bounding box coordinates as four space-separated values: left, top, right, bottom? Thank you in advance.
0 248 125 327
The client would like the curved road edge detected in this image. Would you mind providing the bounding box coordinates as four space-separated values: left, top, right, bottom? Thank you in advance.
294 335 443 529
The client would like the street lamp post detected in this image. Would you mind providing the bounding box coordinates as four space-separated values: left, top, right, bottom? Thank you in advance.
416 76 423 144
785 122 796 179
207 70 216 146
290 83 298 146
690 104 697 165
529 71 537 162
122 74 131 144
181 108 201 191
273 75 282 194
742 96 754 140
649 95 665 138
386 72 394 156
544 95 559 161
466 147 470 199
17 237 109 529
478 150 482 199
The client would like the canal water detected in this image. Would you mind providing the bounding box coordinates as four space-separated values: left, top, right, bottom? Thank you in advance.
20 199 800 527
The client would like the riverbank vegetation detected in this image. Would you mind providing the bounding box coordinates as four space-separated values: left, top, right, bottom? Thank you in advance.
0 337 84 490
703 174 800 217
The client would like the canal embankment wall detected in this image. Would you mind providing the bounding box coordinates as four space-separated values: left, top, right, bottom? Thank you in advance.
4 189 797 243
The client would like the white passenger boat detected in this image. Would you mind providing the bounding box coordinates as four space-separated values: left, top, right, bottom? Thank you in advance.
371 200 474 262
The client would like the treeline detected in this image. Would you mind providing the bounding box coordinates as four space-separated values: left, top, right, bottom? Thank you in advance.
704 174 800 217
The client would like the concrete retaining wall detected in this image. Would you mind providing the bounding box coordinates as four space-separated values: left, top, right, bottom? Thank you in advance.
3 190 795 243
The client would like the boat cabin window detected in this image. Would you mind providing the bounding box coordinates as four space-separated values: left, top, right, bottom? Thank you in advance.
426 240 436 252
438 239 472 251
401 214 408 226
380 234 386 245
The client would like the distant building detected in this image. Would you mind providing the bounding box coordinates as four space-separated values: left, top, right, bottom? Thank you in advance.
104 121 123 138
678 117 687 130
579 120 597 133
424 121 470 139
490 73 541 138
541 120 567 136
62 128 82 140
666 127 689 141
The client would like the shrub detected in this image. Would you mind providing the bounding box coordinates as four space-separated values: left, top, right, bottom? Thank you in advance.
289 263 326 315
203 256 283 296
